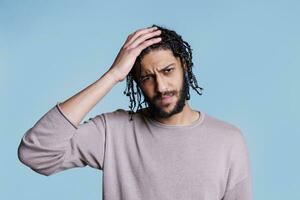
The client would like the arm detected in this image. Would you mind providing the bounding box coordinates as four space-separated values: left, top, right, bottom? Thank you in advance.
222 130 253 200
58 70 118 127
58 26 162 126
17 26 162 176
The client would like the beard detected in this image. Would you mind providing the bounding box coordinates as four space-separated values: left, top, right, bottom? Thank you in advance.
141 72 189 119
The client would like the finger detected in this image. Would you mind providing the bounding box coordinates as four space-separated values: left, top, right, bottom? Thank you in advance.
123 26 158 48
128 29 161 49
124 26 157 47
134 37 162 55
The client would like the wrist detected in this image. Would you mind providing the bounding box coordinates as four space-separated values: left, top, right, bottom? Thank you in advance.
106 69 121 83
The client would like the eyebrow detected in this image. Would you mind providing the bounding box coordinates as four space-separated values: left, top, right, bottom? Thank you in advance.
140 63 175 78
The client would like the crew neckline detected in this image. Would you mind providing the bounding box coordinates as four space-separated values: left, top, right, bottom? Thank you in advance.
141 110 205 129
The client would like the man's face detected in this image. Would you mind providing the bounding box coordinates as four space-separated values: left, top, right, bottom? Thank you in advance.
137 49 189 118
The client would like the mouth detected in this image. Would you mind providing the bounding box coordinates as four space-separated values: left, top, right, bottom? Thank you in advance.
158 94 174 105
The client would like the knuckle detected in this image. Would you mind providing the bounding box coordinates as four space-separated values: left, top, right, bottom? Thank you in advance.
129 48 137 55
122 47 131 53
124 47 134 54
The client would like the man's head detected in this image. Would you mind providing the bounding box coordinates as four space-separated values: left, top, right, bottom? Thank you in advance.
123 24 203 120
138 49 190 118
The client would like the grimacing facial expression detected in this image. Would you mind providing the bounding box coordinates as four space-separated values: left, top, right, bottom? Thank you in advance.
137 49 189 118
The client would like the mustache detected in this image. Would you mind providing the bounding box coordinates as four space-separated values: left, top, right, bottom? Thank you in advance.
154 91 176 100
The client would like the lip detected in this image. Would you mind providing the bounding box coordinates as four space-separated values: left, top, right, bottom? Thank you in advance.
158 95 174 105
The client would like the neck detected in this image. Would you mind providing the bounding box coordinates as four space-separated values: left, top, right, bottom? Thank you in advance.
146 101 200 125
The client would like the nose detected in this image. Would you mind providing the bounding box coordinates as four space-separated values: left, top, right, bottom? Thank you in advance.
155 75 168 94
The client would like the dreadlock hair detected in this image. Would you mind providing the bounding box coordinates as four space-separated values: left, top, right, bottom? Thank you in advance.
123 24 204 121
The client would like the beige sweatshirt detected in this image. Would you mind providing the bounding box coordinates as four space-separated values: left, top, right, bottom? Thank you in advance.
18 102 253 200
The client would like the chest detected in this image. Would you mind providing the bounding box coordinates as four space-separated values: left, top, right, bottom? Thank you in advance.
113 131 229 199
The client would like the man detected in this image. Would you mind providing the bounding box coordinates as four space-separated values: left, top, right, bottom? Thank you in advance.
18 24 253 200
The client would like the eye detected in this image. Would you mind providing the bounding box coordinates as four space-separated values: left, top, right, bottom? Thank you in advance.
141 75 153 82
164 68 174 73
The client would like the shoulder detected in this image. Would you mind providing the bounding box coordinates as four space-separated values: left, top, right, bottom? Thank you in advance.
82 108 132 128
202 112 246 144
94 108 144 128
204 113 241 133
99 108 131 122
203 113 251 167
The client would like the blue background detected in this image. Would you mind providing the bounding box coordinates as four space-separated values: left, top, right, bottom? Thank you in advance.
1 0 299 199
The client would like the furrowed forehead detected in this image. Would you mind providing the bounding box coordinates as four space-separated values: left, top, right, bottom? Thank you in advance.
140 50 178 70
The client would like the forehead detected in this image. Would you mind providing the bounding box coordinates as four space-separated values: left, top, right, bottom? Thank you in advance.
140 49 181 73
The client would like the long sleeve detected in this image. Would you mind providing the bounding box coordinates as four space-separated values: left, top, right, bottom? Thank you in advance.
222 130 253 200
17 102 106 176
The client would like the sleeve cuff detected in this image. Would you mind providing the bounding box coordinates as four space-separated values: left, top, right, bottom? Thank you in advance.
56 102 79 129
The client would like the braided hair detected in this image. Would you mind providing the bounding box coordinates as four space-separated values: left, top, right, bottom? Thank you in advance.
123 24 204 120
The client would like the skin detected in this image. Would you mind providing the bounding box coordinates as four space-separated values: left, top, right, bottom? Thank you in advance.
139 56 188 120
58 26 199 126
136 49 200 125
